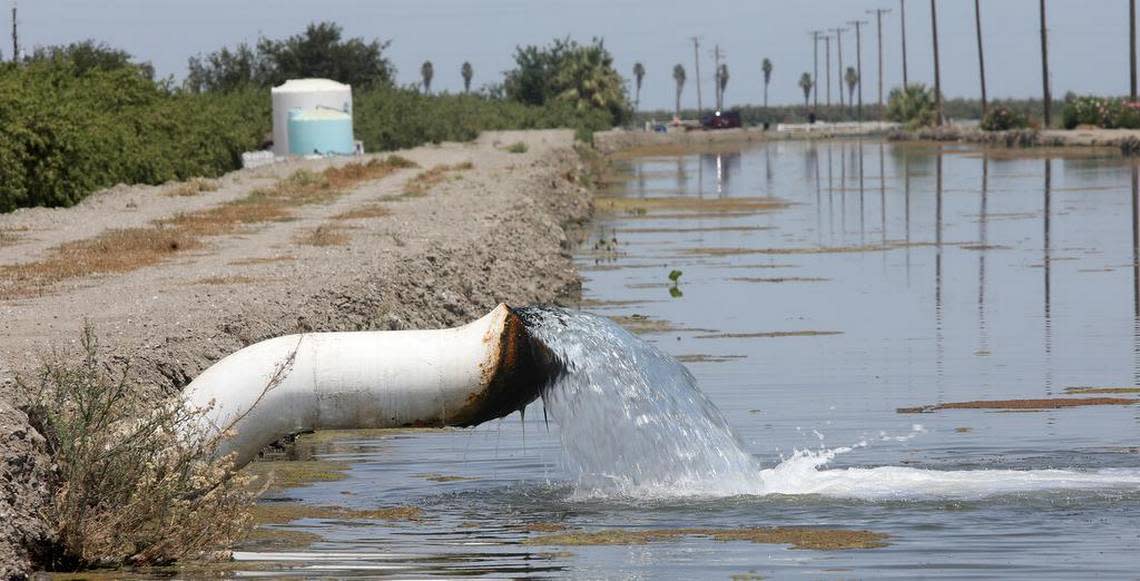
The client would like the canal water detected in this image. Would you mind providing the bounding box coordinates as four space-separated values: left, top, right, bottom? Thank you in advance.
236 140 1140 578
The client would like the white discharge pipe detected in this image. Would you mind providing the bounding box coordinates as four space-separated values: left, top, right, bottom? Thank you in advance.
183 304 546 468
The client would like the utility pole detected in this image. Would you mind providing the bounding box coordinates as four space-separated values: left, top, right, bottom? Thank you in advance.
1040 0 1051 127
899 0 908 87
868 8 892 121
691 37 703 118
1132 0 1137 100
931 0 943 126
711 44 725 111
850 20 867 121
824 34 832 107
975 0 988 116
811 30 823 112
830 27 848 109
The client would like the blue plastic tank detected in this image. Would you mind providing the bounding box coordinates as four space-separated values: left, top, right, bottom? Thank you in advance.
287 108 354 156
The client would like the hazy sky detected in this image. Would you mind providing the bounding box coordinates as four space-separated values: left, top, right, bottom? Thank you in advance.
15 1 1133 110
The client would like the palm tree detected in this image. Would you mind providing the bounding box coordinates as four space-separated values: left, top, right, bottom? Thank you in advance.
461 61 473 93
672 63 686 119
421 60 434 94
717 63 729 110
845 66 859 114
632 61 645 111
762 58 773 108
799 72 814 108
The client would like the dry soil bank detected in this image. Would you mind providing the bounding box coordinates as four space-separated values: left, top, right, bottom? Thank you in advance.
0 130 592 577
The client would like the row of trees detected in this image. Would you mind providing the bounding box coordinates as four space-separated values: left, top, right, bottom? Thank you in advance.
1 23 629 212
184 25 630 125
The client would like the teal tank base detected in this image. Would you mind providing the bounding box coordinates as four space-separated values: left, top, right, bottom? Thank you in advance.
288 108 354 156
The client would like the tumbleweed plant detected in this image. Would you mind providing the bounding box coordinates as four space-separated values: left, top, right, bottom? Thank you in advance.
23 322 255 569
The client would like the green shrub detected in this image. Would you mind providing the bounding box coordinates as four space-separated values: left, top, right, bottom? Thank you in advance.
0 62 269 212
1 56 613 213
886 84 940 129
352 87 611 153
980 105 1030 131
1062 95 1140 129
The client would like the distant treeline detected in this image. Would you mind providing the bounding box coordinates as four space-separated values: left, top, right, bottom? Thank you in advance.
634 96 1068 128
0 24 624 213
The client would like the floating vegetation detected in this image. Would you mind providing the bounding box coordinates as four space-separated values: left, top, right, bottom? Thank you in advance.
252 503 423 525
675 354 749 364
609 314 716 335
1064 386 1140 395
595 196 788 216
517 522 571 533
729 276 830 284
578 298 663 308
959 244 1012 251
243 459 350 491
683 242 933 257
240 528 322 552
618 225 775 234
523 527 889 550
416 473 476 483
721 263 801 270
694 331 843 340
898 397 1139 414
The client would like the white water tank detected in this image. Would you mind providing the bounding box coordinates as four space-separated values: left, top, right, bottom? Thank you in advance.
271 79 353 156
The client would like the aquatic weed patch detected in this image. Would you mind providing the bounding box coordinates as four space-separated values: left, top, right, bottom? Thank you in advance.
524 527 889 550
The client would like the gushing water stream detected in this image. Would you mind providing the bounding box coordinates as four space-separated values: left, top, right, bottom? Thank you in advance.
520 306 1140 501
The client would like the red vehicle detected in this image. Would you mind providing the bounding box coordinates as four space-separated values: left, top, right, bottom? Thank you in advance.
701 110 742 129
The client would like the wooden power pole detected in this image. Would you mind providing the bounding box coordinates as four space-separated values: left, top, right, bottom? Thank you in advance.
899 0 908 87
975 0 987 116
1131 0 1136 100
811 30 823 112
931 0 943 126
691 37 703 117
1040 0 1051 127
850 20 867 121
868 8 892 121
831 27 848 109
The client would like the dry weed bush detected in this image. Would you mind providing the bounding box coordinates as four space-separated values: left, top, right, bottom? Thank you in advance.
165 178 221 197
23 322 254 569
294 224 350 247
0 156 416 298
402 162 473 198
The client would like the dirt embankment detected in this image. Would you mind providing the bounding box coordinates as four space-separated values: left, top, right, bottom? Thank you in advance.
0 130 592 577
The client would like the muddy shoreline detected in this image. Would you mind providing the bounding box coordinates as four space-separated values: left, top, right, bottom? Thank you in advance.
0 130 593 577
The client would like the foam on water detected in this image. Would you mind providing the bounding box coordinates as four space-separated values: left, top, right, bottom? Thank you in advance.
519 306 1140 501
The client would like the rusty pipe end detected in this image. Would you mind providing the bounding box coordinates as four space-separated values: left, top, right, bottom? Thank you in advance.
452 304 561 427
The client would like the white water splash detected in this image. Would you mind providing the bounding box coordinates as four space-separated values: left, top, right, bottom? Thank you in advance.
520 307 1140 501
